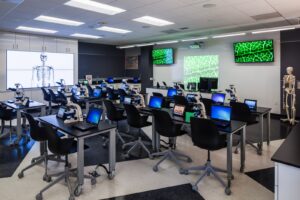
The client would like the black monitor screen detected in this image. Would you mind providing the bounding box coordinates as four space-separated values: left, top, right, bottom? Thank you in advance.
199 77 218 91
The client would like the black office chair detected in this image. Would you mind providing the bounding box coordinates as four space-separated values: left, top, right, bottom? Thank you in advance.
18 112 63 182
103 100 132 145
48 89 66 108
41 87 52 114
70 94 86 108
107 87 119 101
0 103 17 143
163 81 168 88
181 117 230 194
57 91 68 105
118 89 127 103
35 125 95 200
201 98 213 116
122 104 152 158
86 84 94 97
230 101 259 154
151 110 192 172
152 92 163 97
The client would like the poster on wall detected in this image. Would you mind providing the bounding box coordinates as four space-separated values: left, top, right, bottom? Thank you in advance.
85 75 93 85
125 56 139 70
183 55 219 85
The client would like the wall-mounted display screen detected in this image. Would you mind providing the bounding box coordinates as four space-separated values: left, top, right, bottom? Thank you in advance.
152 48 174 65
7 51 74 88
183 55 219 86
233 39 274 63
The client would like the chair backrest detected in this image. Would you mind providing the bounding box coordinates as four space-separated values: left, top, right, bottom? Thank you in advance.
152 109 179 137
174 95 188 106
43 125 62 155
103 100 118 121
230 101 252 123
48 89 57 102
190 117 226 150
201 98 213 116
23 112 47 141
57 91 68 105
0 104 16 120
41 87 51 101
152 92 163 97
124 104 141 127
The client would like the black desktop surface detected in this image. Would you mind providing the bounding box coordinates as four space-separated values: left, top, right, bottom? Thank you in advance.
38 115 116 138
3 100 45 110
272 123 300 168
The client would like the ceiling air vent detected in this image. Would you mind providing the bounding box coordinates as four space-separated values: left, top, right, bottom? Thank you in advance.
161 29 180 34
251 12 282 21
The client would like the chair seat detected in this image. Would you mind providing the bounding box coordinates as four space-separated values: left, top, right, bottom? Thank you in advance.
58 138 89 155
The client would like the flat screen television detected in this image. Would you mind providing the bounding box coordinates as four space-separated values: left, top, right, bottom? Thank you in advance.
152 48 174 65
233 39 274 63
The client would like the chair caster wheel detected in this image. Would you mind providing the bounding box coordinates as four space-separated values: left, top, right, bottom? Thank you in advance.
257 150 262 155
91 178 96 185
31 159 36 164
234 149 239 154
149 155 154 160
43 175 52 182
69 196 75 200
74 185 82 197
153 166 158 172
179 169 188 175
18 172 24 179
108 171 115 180
187 158 193 163
192 185 198 192
225 187 231 195
36 193 43 200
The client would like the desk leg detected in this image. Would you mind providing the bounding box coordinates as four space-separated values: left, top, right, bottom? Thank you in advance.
77 137 84 187
101 100 106 121
40 107 47 155
258 115 263 155
226 134 233 190
13 110 22 145
240 126 246 173
108 128 116 179
267 112 271 146
41 106 46 116
152 116 156 151
86 101 90 115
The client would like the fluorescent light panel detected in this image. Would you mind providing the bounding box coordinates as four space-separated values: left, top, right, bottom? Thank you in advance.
71 33 102 39
119 45 135 49
97 26 131 34
136 43 154 47
35 15 84 26
65 0 125 15
212 32 246 38
252 27 295 34
133 16 174 26
16 26 57 34
156 40 178 45
181 37 208 42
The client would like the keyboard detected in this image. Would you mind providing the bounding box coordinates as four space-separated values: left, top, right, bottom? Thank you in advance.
73 122 97 131
212 120 230 127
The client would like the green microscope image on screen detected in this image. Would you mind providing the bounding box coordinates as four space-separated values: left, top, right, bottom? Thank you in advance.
234 40 274 63
184 55 219 85
152 48 174 65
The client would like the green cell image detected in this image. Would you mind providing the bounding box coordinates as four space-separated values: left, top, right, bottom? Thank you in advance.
234 39 274 63
183 55 219 85
152 48 174 65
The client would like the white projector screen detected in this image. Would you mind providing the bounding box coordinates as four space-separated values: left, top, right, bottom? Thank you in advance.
7 51 74 89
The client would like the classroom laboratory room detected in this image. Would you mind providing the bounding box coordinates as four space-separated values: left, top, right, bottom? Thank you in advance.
1 0 300 200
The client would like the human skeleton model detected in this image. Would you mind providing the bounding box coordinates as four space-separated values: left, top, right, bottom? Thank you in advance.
178 85 207 119
32 53 54 87
282 66 298 125
64 100 83 124
225 85 238 102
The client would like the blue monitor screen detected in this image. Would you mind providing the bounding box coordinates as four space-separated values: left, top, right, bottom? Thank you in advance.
86 108 102 124
107 77 114 83
93 89 101 97
211 105 231 122
244 99 257 110
149 96 163 109
167 88 177 97
212 93 226 104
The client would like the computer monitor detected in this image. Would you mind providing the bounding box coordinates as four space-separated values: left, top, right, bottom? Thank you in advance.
124 97 132 105
211 93 226 104
167 88 177 97
93 88 101 98
107 77 114 83
148 96 163 109
187 82 197 91
211 105 231 122
86 108 103 125
244 99 257 111
173 105 185 116
199 77 218 92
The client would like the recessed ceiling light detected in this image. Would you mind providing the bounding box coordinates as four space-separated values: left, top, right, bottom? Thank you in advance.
133 16 174 26
156 40 178 45
252 27 295 34
96 26 131 34
35 15 84 26
181 37 208 42
203 3 216 8
16 26 57 34
64 0 126 15
212 32 246 38
70 33 102 39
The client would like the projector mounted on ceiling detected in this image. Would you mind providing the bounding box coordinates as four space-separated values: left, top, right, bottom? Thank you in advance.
189 42 205 49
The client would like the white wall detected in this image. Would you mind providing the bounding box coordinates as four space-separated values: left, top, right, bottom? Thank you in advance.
153 32 281 114
0 31 78 104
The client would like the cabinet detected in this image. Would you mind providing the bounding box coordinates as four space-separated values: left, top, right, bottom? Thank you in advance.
0 32 29 50
29 35 57 52
56 39 77 53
